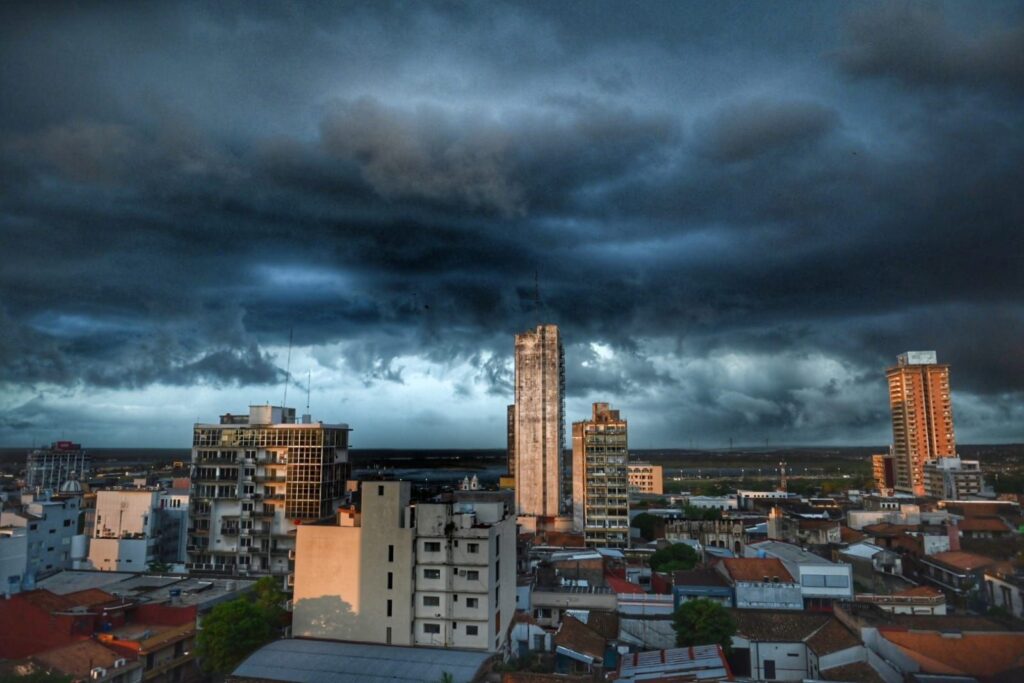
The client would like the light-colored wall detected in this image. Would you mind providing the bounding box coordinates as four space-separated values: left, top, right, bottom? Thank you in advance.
797 564 854 600
628 464 664 495
734 581 803 610
89 537 150 571
514 325 563 517
749 642 808 681
986 574 1024 618
95 490 159 537
292 481 415 645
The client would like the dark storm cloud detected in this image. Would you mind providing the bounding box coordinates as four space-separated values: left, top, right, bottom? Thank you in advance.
839 4 1024 92
0 1 1022 446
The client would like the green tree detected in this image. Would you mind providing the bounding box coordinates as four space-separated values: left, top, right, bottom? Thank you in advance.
649 543 699 572
0 672 73 683
672 598 737 653
253 576 288 628
147 561 172 573
197 598 275 673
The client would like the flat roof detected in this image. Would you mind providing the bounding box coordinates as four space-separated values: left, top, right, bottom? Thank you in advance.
233 638 493 683
36 570 255 610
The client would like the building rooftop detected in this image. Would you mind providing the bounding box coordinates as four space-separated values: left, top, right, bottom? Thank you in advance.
732 610 831 642
879 631 1024 679
672 568 730 588
232 638 492 683
33 640 134 679
746 540 836 565
614 644 731 682
925 551 998 572
841 542 887 560
35 570 255 611
958 517 1012 533
554 615 606 661
720 558 794 583
805 618 861 655
818 660 886 683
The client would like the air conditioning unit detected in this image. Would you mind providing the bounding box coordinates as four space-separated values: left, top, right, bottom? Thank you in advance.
90 667 107 680
113 658 127 669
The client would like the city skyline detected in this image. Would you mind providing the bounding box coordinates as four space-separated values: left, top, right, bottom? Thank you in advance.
2 2 1023 449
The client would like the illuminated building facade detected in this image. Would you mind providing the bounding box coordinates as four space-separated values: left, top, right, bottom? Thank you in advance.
186 405 350 576
513 324 565 517
25 442 90 491
572 402 630 548
886 351 956 495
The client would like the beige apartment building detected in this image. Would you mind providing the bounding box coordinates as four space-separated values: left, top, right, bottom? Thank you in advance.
886 351 956 495
572 403 630 548
923 457 987 500
513 324 565 517
292 482 516 653
628 462 664 495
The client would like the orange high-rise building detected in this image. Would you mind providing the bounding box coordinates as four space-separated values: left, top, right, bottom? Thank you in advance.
886 351 956 495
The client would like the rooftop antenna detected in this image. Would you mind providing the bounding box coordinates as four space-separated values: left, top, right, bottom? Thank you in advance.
305 370 311 413
779 460 788 493
281 328 293 410
533 270 542 315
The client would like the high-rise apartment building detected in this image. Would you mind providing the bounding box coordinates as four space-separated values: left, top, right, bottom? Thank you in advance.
571 403 630 548
506 404 516 476
25 441 90 490
886 351 956 495
872 452 897 494
292 482 516 652
513 324 565 517
187 405 350 577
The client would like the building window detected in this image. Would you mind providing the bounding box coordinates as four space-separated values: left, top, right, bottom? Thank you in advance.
424 569 441 579
387 572 393 590
386 627 392 644
378 485 384 496
424 541 441 552
387 599 392 617
468 543 479 553
466 625 479 636
466 597 479 608
423 623 441 635
423 596 440 607
388 545 394 562
466 570 479 580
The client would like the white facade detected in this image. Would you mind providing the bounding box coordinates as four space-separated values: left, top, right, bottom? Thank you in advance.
0 492 82 583
514 324 565 517
923 457 988 500
89 489 166 571
985 572 1024 618
293 483 516 653
686 495 738 510
414 495 517 651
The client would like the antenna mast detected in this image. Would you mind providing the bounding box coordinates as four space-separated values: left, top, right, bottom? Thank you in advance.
306 370 311 413
281 328 293 409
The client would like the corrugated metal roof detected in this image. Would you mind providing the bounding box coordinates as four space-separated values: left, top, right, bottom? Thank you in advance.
232 638 493 683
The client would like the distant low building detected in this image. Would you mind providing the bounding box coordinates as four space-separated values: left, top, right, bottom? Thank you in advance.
923 456 990 500
716 558 803 611
627 463 663 495
25 441 90 491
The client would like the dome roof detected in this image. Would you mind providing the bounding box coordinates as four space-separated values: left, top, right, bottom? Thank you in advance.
59 479 83 493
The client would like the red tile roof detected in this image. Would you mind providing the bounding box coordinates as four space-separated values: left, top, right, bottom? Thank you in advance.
33 641 130 678
64 589 117 608
720 558 794 583
840 526 867 544
880 631 1024 678
553 615 606 661
893 585 944 598
927 551 997 572
958 517 1012 533
805 618 861 655
606 574 647 594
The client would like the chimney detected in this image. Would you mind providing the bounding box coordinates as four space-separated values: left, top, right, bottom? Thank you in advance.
947 521 961 551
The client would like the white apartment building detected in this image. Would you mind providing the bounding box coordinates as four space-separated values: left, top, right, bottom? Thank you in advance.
188 404 351 577
0 491 84 584
571 403 630 548
292 482 516 653
923 457 988 500
89 489 181 571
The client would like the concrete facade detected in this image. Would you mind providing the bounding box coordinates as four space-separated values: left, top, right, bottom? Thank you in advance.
514 324 565 517
25 441 90 491
627 462 663 495
292 482 516 653
0 492 83 584
571 402 629 548
886 351 956 494
923 457 987 499
89 489 179 572
187 404 351 577
0 527 28 595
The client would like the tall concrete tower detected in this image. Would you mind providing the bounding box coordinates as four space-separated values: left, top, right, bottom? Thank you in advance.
886 351 956 495
513 324 565 517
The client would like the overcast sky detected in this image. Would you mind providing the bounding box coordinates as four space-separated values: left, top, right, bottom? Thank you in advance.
1 1 1022 449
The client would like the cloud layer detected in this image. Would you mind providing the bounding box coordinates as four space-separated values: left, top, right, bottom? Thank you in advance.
1 1 1022 447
